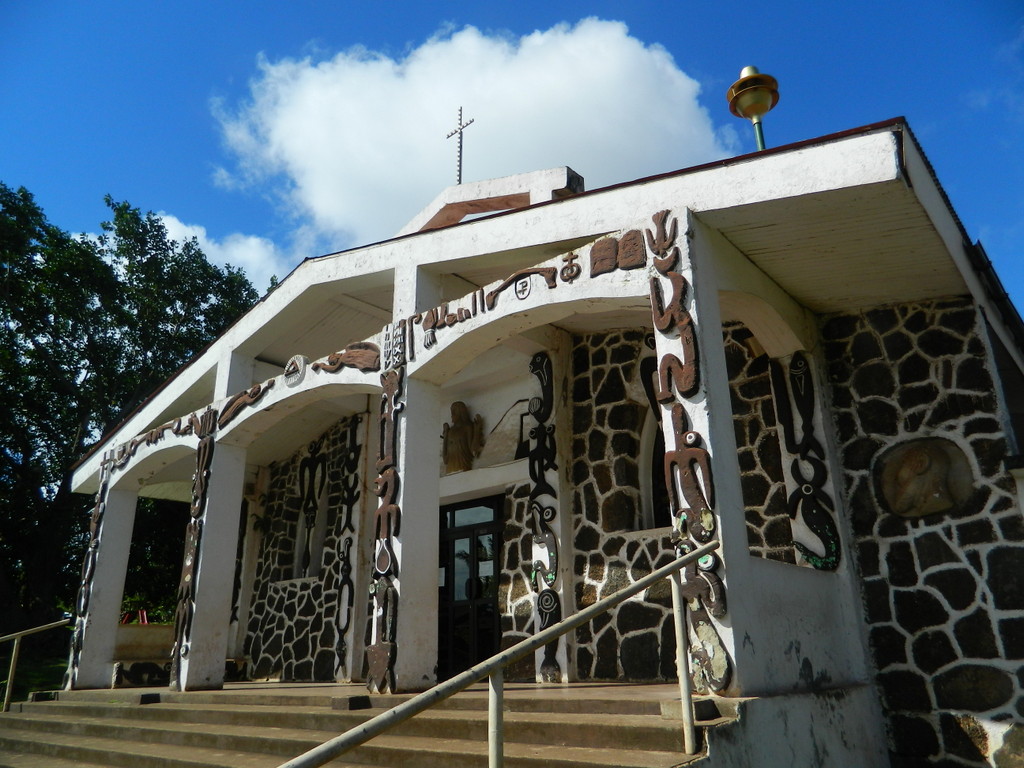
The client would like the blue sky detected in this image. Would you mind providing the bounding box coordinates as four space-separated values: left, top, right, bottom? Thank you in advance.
4 2 1023 308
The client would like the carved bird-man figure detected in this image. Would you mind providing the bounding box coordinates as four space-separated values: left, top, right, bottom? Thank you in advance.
441 401 484 473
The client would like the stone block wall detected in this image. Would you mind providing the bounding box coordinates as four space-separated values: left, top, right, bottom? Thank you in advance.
822 298 1024 766
567 326 808 681
498 481 537 681
245 415 363 681
567 330 685 680
723 322 795 564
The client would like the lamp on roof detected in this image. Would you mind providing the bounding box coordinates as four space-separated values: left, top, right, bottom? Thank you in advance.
726 66 779 151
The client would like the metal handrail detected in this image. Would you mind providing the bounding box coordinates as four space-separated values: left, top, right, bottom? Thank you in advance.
1 618 71 712
278 539 720 768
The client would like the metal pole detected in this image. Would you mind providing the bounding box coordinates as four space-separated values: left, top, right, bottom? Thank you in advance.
3 637 21 713
488 668 504 768
752 118 766 151
670 570 696 754
0 618 71 713
446 107 474 186
456 108 464 185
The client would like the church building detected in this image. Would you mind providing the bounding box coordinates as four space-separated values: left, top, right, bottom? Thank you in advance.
65 118 1024 765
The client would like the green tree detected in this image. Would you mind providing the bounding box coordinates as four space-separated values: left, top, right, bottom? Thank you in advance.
0 184 258 635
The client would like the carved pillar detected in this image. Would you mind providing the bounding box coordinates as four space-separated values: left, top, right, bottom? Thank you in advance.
393 375 442 690
648 209 745 695
522 343 574 683
171 437 247 691
70 483 139 689
363 265 444 692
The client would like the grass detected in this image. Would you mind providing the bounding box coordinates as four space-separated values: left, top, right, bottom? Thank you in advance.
1 645 70 704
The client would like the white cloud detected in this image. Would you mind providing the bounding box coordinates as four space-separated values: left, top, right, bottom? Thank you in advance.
214 18 734 250
159 214 286 293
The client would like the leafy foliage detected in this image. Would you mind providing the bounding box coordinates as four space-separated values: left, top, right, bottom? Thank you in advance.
0 183 258 634
121 498 192 622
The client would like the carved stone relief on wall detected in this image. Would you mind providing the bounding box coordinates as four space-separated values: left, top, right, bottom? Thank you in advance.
244 415 364 683
408 251 581 357
770 352 841 571
590 230 647 276
297 435 328 577
823 299 1022 764
522 351 563 682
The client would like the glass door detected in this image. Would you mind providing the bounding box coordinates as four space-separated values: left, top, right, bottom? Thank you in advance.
437 496 502 680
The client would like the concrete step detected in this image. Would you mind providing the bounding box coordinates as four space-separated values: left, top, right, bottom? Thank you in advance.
0 717 698 768
51 685 687 716
0 751 112 768
0 725 292 768
15 698 715 752
0 685 724 767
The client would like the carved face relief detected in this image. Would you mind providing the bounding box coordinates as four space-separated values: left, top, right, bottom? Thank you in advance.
284 355 308 386
875 437 972 519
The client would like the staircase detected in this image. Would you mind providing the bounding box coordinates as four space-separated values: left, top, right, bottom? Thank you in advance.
0 683 737 768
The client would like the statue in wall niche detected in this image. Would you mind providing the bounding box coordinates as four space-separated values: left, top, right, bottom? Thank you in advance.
875 437 972 518
441 401 484 473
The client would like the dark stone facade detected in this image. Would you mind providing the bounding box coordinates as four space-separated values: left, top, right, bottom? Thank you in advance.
498 481 537 681
822 298 1024 766
567 326 811 680
570 330 678 680
245 415 363 681
723 322 795 564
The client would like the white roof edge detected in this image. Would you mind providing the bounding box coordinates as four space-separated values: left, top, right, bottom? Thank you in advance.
900 132 1024 376
70 125 928 493
395 167 584 237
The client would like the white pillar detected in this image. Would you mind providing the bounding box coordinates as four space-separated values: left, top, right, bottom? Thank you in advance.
176 443 247 690
73 487 138 689
649 209 744 696
683 212 747 601
214 351 255 400
368 264 444 691
228 466 268 658
390 375 442 690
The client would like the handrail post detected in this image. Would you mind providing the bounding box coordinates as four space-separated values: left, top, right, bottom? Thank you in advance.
0 618 71 712
3 636 22 713
670 568 696 754
488 668 503 768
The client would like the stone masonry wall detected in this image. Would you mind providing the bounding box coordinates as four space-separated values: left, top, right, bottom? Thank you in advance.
723 322 795 564
822 298 1024 766
570 330 681 681
498 481 537 681
569 327 803 680
245 415 363 681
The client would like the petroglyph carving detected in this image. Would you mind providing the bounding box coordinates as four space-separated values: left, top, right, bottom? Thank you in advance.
771 352 841 570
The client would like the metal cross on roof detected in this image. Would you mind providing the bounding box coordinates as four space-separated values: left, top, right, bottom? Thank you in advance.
445 107 475 185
